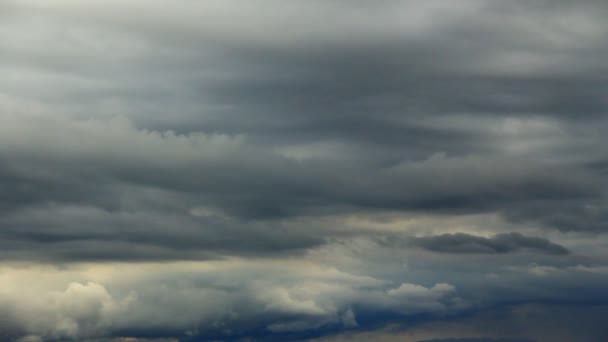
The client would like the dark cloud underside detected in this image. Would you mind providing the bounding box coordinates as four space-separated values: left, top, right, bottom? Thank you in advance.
407 233 569 255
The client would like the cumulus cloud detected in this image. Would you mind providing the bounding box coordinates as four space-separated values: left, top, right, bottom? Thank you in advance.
1 280 133 340
0 234 607 341
0 260 465 341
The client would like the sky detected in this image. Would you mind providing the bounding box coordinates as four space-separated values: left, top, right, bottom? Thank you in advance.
1 1 608 341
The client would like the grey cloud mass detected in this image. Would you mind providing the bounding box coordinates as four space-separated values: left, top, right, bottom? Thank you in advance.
408 233 570 255
1 0 608 341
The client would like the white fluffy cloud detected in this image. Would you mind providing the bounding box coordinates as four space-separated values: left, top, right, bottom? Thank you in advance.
2 280 132 339
0 257 462 340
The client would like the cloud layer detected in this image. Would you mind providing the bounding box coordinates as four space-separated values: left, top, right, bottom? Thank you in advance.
1 1 608 341
407 233 569 255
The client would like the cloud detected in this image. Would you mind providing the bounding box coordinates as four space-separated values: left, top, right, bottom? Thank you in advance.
407 233 569 255
0 260 463 341
0 113 595 262
313 303 608 342
0 232 607 341
1 0 608 341
418 339 532 342
2 281 133 340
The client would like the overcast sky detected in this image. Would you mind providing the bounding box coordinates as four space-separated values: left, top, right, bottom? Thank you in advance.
1 1 608 341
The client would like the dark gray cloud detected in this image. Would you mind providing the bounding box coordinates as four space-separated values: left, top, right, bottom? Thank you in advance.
408 233 569 255
418 339 532 342
314 303 608 342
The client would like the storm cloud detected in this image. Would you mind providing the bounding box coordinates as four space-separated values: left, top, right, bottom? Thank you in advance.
1 0 608 341
408 233 570 255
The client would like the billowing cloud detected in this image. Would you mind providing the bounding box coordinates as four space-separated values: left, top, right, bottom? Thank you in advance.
0 260 464 341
